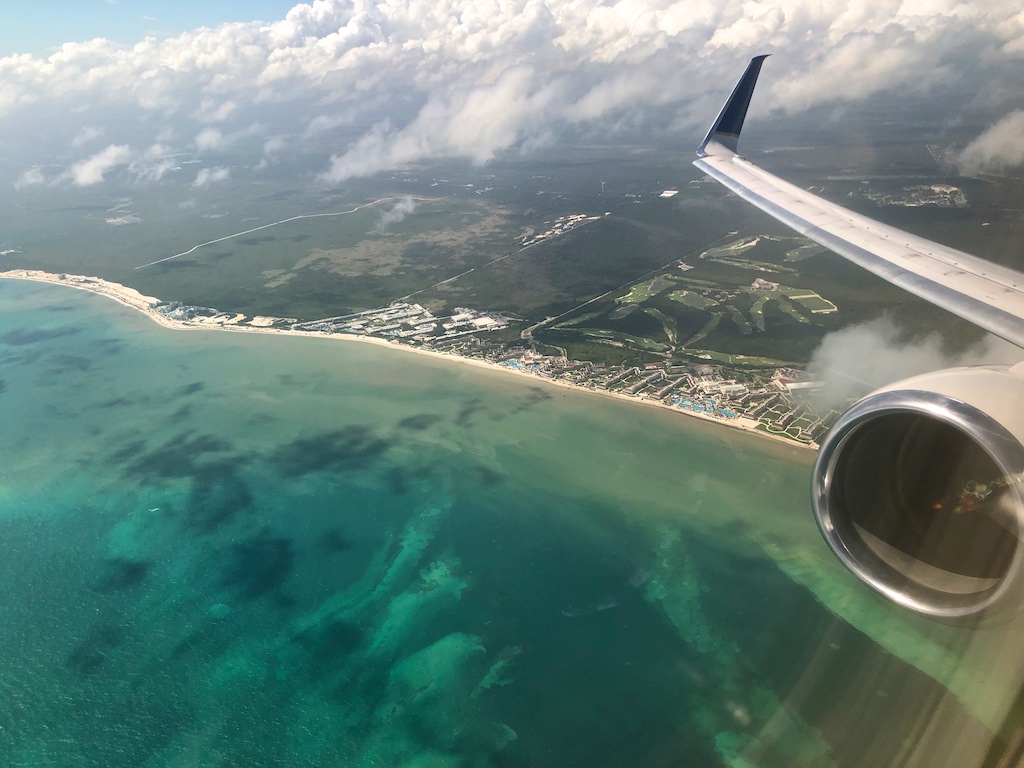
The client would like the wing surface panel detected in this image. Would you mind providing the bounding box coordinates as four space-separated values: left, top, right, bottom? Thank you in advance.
694 58 1024 349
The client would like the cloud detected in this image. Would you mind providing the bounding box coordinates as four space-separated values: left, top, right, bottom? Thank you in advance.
321 65 567 182
0 2 1022 182
194 123 262 153
303 114 351 138
375 196 416 232
14 166 45 189
72 126 105 147
805 317 1024 410
263 137 285 155
70 144 132 186
255 136 287 170
194 98 237 123
129 143 178 181
193 166 230 187
195 127 226 151
956 109 1024 175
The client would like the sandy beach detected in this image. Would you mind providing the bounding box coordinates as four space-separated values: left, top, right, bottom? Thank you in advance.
0 268 816 453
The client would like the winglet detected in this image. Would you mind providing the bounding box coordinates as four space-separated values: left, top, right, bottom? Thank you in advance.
697 54 770 157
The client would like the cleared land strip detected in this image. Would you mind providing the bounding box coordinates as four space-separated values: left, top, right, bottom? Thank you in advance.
134 197 436 270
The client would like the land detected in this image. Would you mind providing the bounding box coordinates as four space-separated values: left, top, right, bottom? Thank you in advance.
3 134 1018 450
0 269 820 450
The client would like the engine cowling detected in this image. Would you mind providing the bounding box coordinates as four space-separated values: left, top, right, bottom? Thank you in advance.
812 364 1024 619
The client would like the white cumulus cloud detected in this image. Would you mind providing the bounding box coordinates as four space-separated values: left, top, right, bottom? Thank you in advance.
806 317 1024 410
193 166 231 187
72 126 105 147
70 144 132 186
0 1 1021 182
956 109 1024 175
195 127 226 151
129 143 178 182
375 196 416 232
14 166 45 189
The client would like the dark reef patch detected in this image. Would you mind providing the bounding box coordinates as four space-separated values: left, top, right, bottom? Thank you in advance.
318 528 353 553
67 626 123 677
124 431 235 481
247 412 276 426
0 347 44 366
455 397 485 427
1 326 81 346
271 426 395 478
272 592 298 611
94 558 152 592
48 354 94 374
169 404 194 422
183 465 255 533
110 438 147 465
170 629 210 660
384 462 436 495
295 619 365 676
512 386 553 413
98 396 133 409
0 378 6 394
220 529 295 599
397 413 443 431
473 465 504 487
176 381 204 397
238 236 277 246
40 303 77 313
90 338 126 356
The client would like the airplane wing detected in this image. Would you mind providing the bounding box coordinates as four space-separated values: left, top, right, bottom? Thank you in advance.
693 56 1024 349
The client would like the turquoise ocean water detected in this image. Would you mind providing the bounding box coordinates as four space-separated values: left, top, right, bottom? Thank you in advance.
0 279 1008 767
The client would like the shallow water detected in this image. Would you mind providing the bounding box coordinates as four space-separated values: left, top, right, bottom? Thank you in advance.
0 279 1012 767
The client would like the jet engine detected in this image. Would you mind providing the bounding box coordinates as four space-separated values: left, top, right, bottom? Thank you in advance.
812 365 1024 619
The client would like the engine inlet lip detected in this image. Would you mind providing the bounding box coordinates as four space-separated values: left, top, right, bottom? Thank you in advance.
812 389 1024 620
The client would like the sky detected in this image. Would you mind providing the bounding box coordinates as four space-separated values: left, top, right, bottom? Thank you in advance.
0 1 297 58
2 0 1023 191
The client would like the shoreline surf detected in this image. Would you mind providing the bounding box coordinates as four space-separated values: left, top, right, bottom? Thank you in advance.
0 268 815 454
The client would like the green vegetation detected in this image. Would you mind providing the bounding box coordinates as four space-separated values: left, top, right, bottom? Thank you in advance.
609 304 640 320
683 314 722 347
702 237 759 258
530 220 852 367
554 311 602 328
668 290 716 309
784 244 827 262
576 328 668 351
8 148 967 369
749 295 770 332
773 294 812 323
616 274 676 304
643 307 678 344
726 306 753 334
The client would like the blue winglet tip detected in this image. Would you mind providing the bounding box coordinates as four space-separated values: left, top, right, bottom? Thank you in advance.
697 54 771 157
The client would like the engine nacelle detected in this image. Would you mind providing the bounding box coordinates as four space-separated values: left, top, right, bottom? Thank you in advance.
812 365 1024 619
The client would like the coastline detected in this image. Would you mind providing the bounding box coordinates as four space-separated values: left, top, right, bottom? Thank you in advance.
0 268 816 454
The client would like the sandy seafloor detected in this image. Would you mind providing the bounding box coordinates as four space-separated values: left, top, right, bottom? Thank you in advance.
0 278 1019 768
